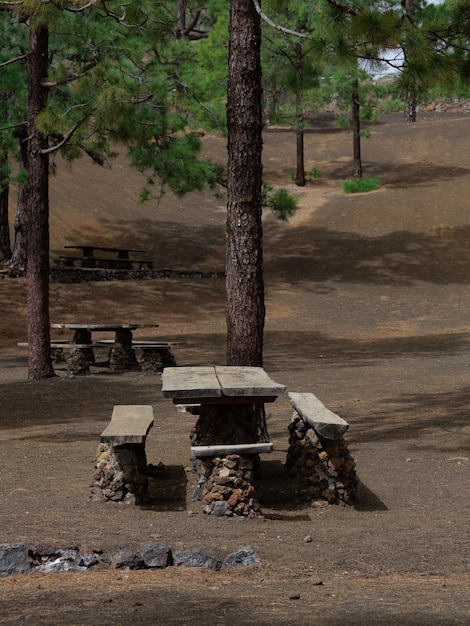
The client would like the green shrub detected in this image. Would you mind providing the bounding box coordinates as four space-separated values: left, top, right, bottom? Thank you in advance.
265 187 299 221
307 166 323 181
342 177 381 193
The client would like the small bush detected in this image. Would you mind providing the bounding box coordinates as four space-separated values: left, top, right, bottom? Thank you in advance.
265 188 299 221
307 167 323 181
342 177 381 193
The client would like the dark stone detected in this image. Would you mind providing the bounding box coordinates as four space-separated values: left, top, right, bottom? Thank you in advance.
212 501 230 517
140 543 173 568
223 546 259 568
173 549 221 570
111 547 145 570
0 543 31 577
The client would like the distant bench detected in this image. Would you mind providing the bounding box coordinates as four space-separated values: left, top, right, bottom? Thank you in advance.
17 340 102 362
53 256 154 270
17 339 184 373
92 405 154 504
97 339 185 372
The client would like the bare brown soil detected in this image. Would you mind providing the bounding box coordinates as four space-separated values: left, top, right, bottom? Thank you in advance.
0 111 469 625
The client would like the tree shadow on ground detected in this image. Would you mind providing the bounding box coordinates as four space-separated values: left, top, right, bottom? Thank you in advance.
328 160 470 187
265 224 470 286
351 387 470 449
264 330 470 370
145 463 188 512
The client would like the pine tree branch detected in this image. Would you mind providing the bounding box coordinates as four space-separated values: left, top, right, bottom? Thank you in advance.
0 53 27 67
40 122 79 155
251 0 309 39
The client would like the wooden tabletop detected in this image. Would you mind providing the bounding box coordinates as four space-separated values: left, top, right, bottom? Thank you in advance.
64 245 145 254
51 323 158 331
161 366 286 403
52 323 139 331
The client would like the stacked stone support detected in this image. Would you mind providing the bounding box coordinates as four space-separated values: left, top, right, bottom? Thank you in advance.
285 414 357 505
91 442 151 505
194 453 262 517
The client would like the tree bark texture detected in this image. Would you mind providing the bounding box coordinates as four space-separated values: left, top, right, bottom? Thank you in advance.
351 83 362 178
0 154 11 264
26 24 54 379
226 0 265 367
295 127 306 186
295 43 306 187
9 124 28 275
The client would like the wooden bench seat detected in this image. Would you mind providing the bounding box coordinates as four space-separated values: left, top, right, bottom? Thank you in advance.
17 341 102 349
191 442 273 458
136 260 155 270
96 340 183 346
288 392 349 440
53 256 82 267
53 256 154 270
94 405 154 504
100 404 154 445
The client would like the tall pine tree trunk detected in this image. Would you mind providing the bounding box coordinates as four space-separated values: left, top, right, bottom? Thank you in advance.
26 23 54 380
404 0 417 123
226 0 264 368
224 0 268 444
294 43 306 187
352 81 362 178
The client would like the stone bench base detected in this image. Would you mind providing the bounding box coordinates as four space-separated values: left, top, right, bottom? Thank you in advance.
285 392 357 506
90 405 154 505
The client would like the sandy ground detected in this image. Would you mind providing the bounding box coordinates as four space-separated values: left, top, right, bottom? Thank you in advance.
0 111 469 625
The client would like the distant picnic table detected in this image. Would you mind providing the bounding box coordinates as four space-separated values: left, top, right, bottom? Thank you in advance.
50 322 158 372
55 244 154 270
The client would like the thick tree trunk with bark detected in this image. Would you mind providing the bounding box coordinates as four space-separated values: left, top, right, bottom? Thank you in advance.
0 153 11 265
226 0 264 368
352 83 362 178
26 24 54 379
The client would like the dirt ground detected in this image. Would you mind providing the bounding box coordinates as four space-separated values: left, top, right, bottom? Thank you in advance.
0 111 469 625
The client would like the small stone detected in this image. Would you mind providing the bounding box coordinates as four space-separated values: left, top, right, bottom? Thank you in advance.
173 550 221 570
212 501 230 517
111 548 145 570
0 544 31 577
303 534 313 543
140 543 172 568
223 546 259 568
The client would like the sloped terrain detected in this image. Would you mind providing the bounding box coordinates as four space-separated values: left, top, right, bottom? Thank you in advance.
0 111 469 624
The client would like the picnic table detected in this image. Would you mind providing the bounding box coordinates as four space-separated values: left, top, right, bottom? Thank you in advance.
51 322 158 371
56 245 152 269
161 365 285 406
161 365 286 516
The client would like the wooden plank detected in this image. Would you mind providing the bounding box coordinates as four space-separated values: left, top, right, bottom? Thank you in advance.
288 392 349 440
100 405 154 444
191 443 273 458
161 366 221 399
215 366 286 398
17 342 101 349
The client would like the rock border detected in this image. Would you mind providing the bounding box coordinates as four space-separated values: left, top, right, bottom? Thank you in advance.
0 543 259 577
